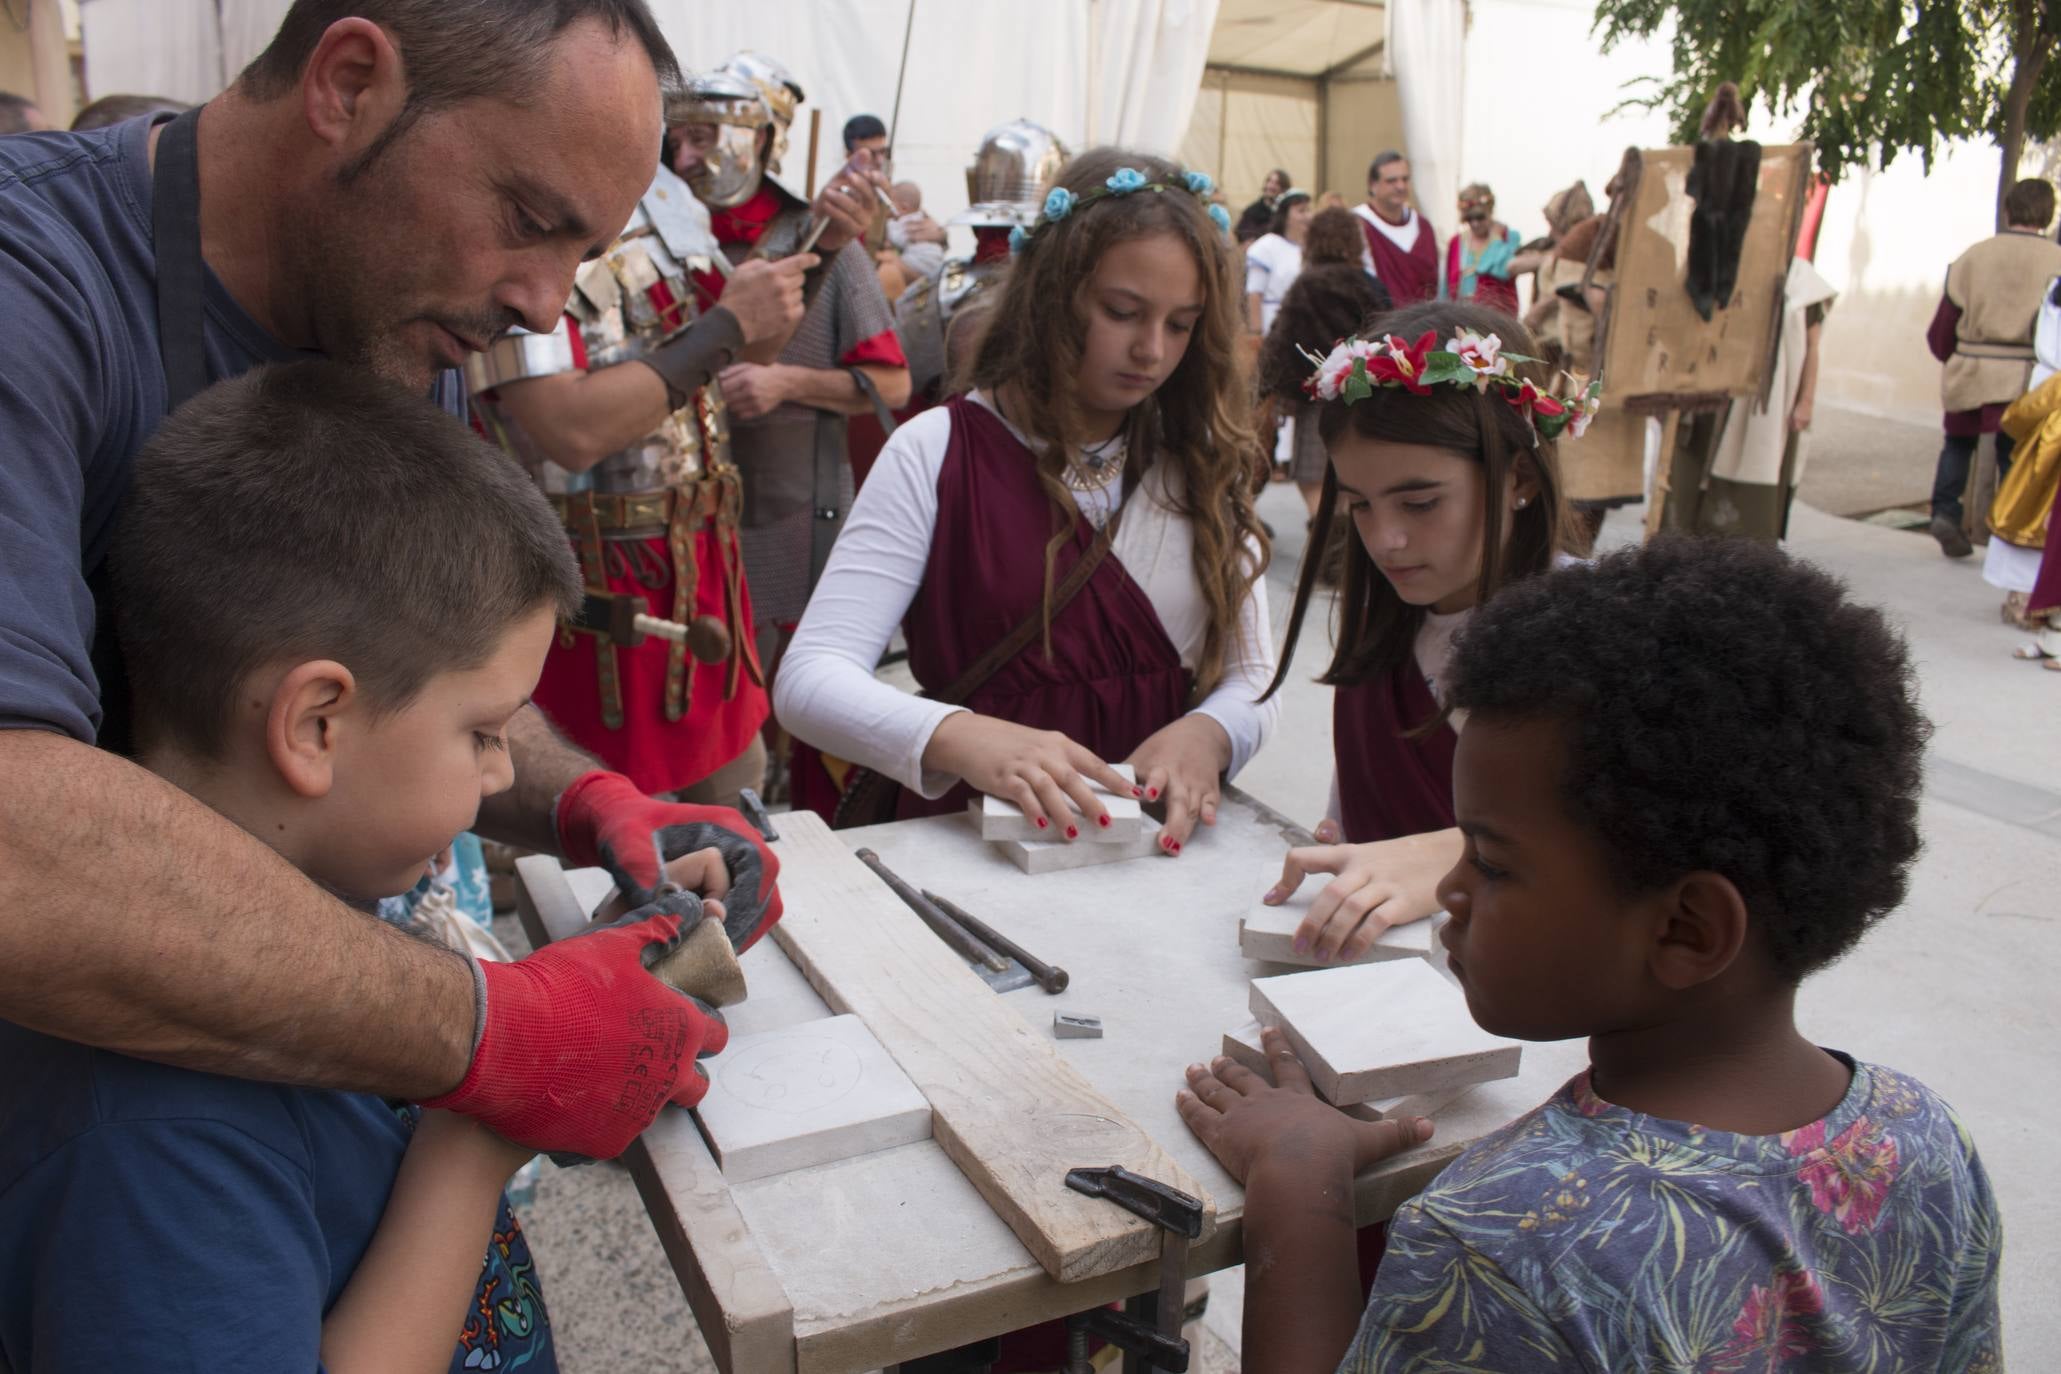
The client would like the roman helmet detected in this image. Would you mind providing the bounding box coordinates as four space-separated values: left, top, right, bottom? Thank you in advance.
667 70 776 209
950 119 1071 228
720 51 806 176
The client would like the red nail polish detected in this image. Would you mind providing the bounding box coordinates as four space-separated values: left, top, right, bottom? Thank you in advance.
1035 816 1048 829
1147 788 1160 800
1132 786 1144 797
1097 814 1111 828
1171 840 1182 854
1066 824 1079 839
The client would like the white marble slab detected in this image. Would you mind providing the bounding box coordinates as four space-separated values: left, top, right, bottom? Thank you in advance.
694 1014 932 1183
1249 961 1522 1106
971 763 1145 843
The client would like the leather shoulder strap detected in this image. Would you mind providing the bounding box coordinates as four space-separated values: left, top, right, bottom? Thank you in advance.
931 508 1123 708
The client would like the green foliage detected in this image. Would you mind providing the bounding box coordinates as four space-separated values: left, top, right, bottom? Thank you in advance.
1592 0 2061 183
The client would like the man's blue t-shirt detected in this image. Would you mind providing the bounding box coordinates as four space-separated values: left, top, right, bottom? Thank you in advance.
0 115 464 744
0 1020 555 1371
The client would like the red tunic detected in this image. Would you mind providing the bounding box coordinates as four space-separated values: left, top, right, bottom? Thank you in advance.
1357 207 1441 308
534 532 766 794
1333 662 1459 843
897 397 1190 818
513 314 769 796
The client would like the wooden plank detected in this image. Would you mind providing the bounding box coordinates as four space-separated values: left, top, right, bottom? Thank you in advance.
766 810 1218 1282
512 857 797 1374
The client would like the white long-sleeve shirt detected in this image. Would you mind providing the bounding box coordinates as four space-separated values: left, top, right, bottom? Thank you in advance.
774 391 1279 798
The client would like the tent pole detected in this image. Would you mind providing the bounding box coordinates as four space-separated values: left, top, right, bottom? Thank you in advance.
887 0 917 149
1316 73 1329 197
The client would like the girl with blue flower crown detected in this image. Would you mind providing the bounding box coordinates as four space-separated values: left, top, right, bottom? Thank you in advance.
776 148 1276 854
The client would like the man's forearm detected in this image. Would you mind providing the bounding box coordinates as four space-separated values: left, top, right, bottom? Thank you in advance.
0 731 475 1097
776 363 912 415
472 703 600 853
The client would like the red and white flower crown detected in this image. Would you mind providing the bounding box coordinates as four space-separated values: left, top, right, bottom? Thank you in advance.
1299 329 1603 442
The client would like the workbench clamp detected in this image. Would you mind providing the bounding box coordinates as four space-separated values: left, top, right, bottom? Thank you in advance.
1061 1166 1203 1374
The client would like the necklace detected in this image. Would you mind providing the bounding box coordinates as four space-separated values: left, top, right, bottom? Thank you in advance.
995 390 1128 494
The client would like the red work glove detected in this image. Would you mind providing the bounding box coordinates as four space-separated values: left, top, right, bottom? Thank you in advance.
424 894 730 1160
554 769 784 952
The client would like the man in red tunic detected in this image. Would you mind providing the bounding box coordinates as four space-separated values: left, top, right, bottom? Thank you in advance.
1351 151 1440 307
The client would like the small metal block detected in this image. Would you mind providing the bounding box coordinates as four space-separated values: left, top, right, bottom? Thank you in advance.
1053 1013 1103 1040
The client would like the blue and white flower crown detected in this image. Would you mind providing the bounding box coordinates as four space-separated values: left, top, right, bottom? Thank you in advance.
1009 167 1233 254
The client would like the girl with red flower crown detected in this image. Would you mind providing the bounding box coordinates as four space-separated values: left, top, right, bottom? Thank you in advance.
1262 301 1600 961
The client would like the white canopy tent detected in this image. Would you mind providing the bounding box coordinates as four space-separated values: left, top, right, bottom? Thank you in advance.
77 0 1220 229
1177 0 1462 231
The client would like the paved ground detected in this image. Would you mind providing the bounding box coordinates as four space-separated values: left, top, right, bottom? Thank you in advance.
515 434 2059 1371
1799 401 1944 518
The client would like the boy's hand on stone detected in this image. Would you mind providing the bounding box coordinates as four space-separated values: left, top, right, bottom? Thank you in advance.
1175 1028 1431 1185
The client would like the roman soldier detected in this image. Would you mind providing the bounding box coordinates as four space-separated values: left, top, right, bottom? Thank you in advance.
673 61 911 675
893 118 1069 403
464 134 808 802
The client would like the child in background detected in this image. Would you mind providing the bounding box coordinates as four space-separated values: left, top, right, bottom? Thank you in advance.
1262 302 1587 959
0 363 726 1372
1178 537 2002 1372
778 148 1277 853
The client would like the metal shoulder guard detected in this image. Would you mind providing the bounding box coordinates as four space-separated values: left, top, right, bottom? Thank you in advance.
464 324 576 396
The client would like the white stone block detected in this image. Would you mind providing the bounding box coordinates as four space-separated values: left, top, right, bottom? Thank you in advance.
997 820 1163 874
1220 1019 1481 1121
970 763 1144 843
1237 888 1436 967
693 1014 931 1182
1248 962 1521 1106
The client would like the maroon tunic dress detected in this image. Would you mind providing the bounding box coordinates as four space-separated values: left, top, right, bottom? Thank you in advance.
895 396 1192 819
1333 660 1460 843
1357 208 1441 307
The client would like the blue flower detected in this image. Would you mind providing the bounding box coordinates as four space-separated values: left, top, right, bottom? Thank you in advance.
1042 187 1077 222
1207 203 1232 235
1106 167 1150 195
1009 224 1031 255
1183 170 1215 197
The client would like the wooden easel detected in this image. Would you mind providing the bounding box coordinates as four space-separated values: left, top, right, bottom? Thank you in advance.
1573 142 1814 537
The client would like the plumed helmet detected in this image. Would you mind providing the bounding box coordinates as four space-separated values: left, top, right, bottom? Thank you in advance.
951 119 1071 228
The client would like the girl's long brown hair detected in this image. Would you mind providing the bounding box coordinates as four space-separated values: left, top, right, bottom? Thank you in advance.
961 147 1267 699
1265 300 1576 697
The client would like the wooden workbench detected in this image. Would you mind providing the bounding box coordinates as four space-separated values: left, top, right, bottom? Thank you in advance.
526 789 1587 1372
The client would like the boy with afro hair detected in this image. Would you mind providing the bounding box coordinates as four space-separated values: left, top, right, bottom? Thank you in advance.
1178 536 2003 1371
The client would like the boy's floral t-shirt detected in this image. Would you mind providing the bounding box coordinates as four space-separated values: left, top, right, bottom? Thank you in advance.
1339 1055 2002 1373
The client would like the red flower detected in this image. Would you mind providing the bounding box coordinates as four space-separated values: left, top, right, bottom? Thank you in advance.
1710 1268 1826 1371
1364 330 1436 395
1796 1115 1901 1234
1505 379 1566 422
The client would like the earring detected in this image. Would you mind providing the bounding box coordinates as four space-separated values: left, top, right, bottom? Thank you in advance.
1515 498 1529 509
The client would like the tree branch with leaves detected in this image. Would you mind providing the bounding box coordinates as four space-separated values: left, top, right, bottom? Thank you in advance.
1594 0 2061 227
